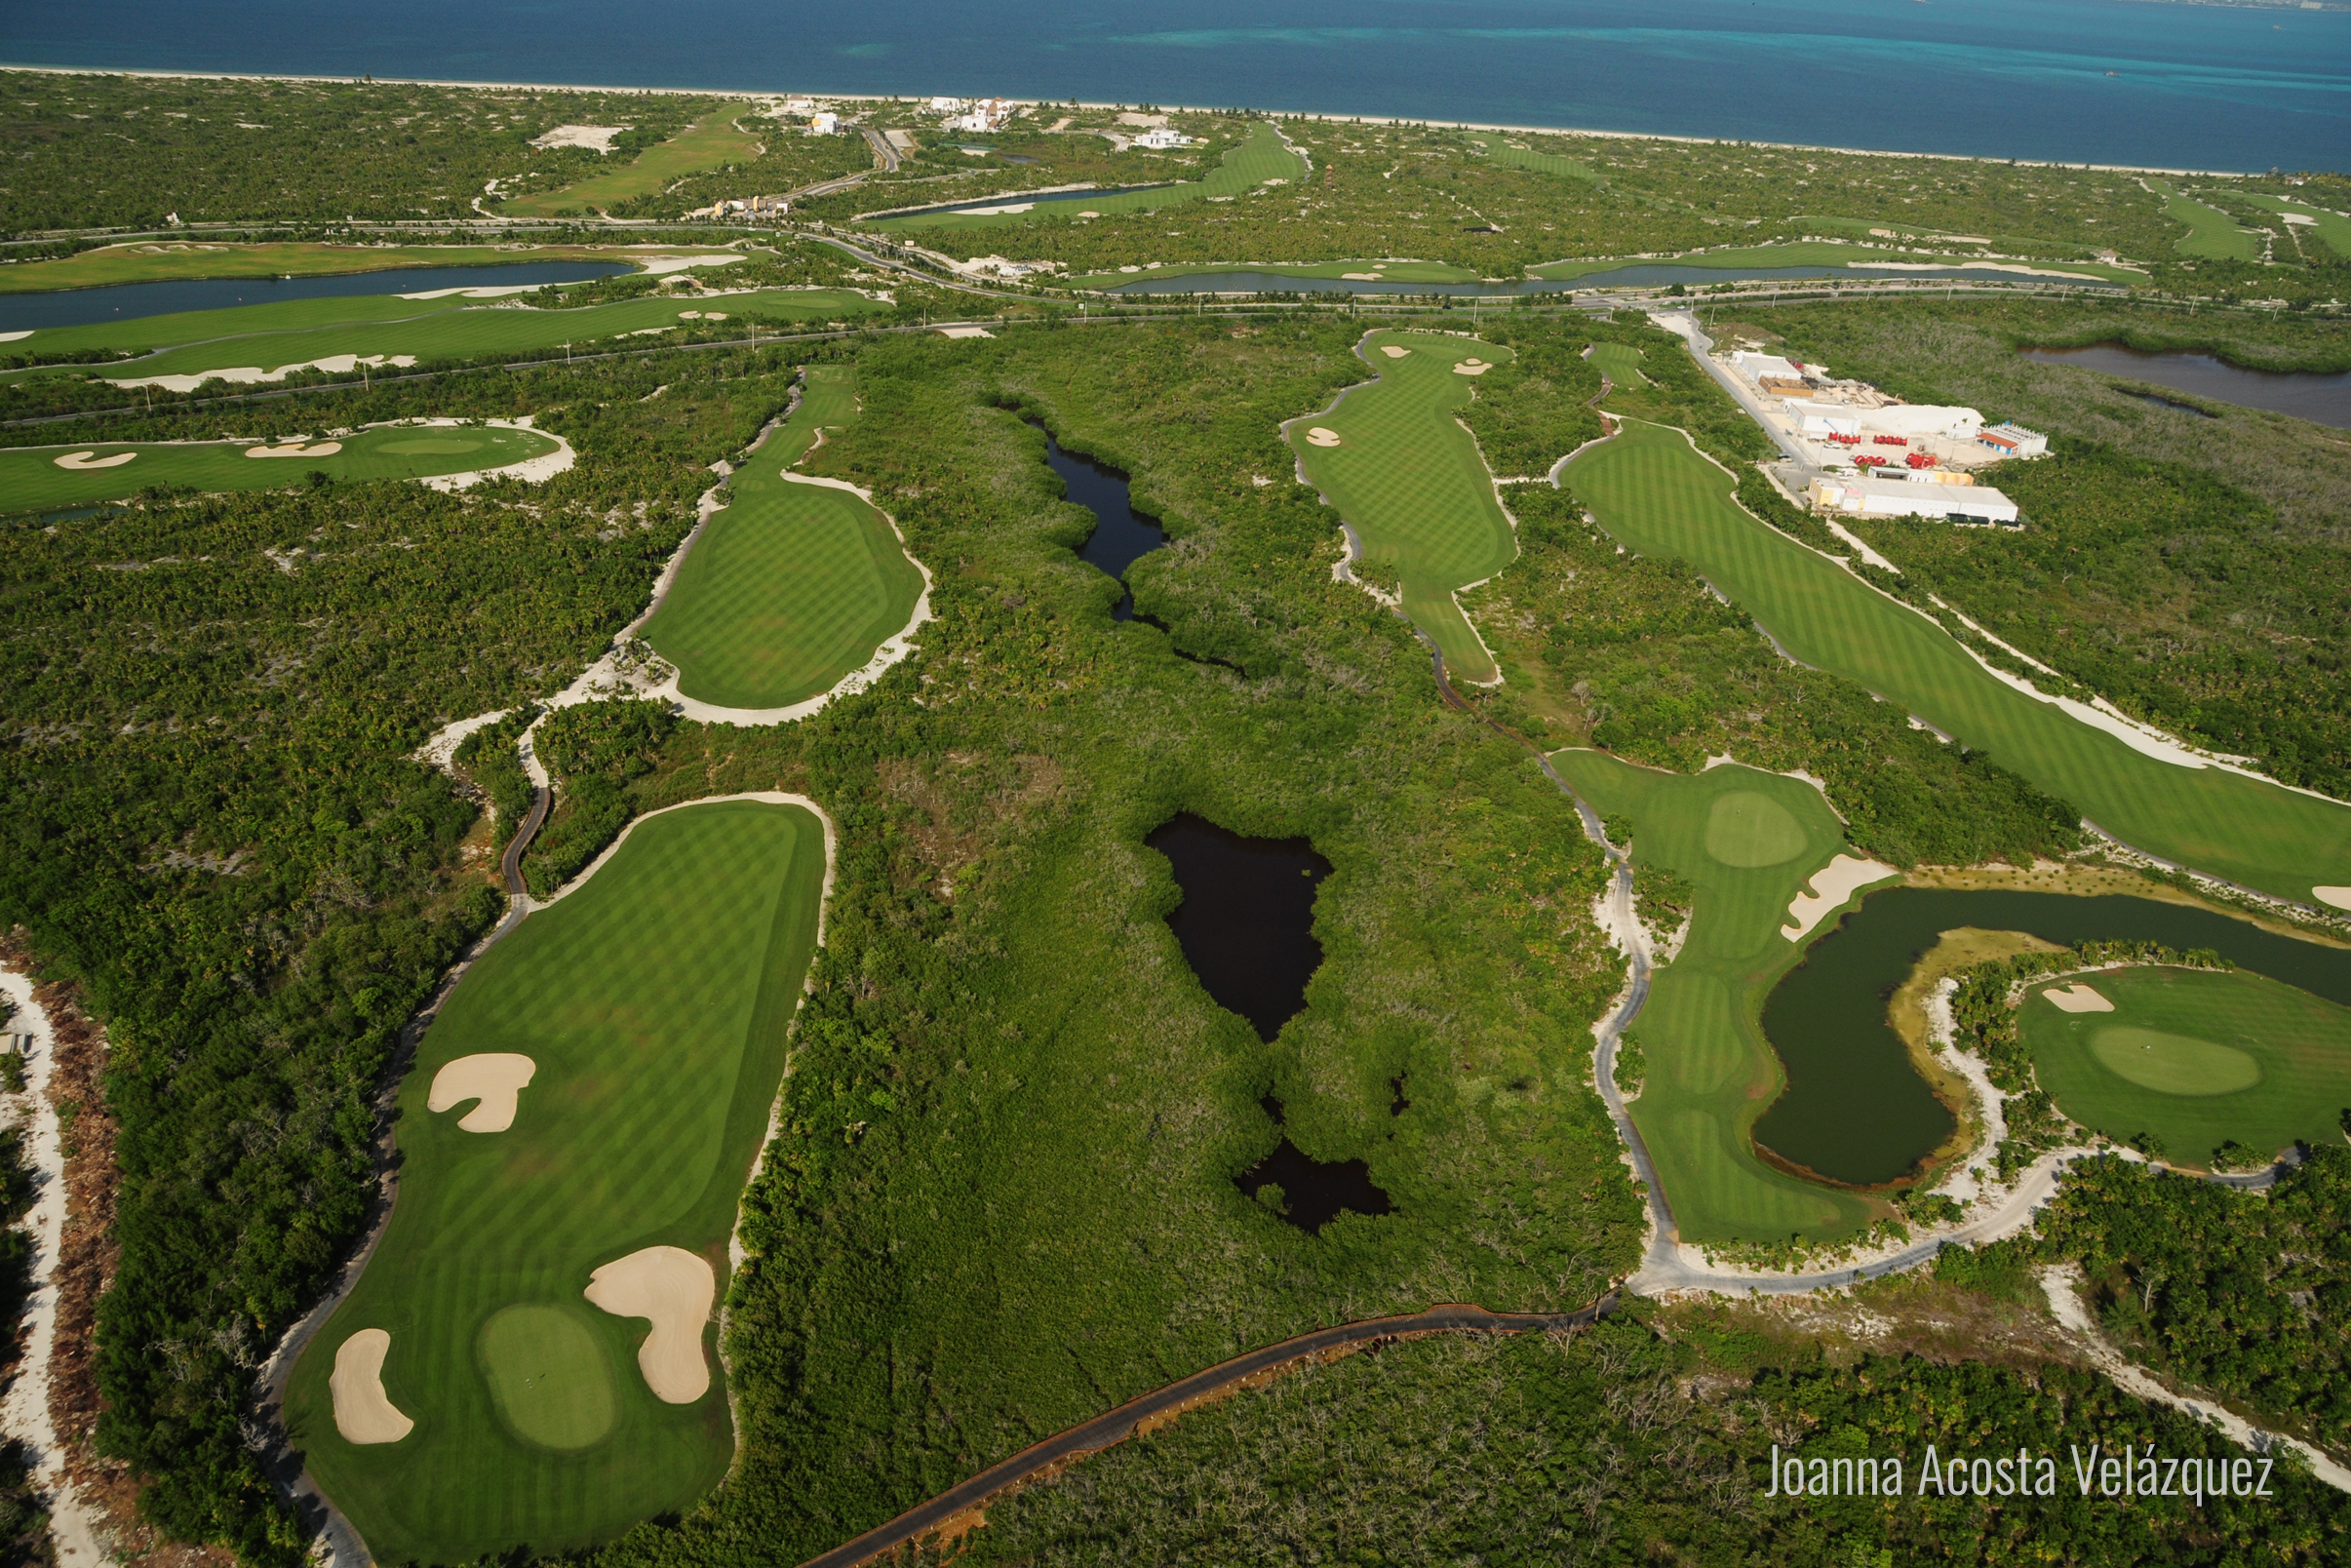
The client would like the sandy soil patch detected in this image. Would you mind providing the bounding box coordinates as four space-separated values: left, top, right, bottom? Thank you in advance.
636 254 743 276
937 325 994 338
111 354 415 392
1379 344 1411 358
330 1329 413 1444
52 451 137 470
530 124 629 153
1343 272 1383 281
2043 983 2115 1014
1453 357 1493 375
246 442 343 458
427 1052 537 1131
2316 887 2351 912
584 1246 714 1403
1782 853 1900 941
1305 427 1343 447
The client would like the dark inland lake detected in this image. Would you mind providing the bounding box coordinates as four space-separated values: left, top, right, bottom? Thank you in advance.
0 260 632 333
1755 887 2351 1188
2019 344 2351 430
1031 419 1163 620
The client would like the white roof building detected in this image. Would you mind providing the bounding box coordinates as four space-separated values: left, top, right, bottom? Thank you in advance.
808 111 841 136
1135 126 1193 149
1788 401 1982 442
1978 422 2050 458
929 97 967 113
1807 475 2019 526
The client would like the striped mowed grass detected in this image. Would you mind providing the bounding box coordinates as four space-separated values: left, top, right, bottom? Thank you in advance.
1288 329 1518 683
1565 420 2351 905
1 424 557 512
1551 751 1882 1244
284 801 827 1563
3 288 881 386
642 367 924 710
867 121 1305 233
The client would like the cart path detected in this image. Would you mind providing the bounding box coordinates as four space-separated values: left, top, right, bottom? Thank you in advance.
795 1299 1615 1568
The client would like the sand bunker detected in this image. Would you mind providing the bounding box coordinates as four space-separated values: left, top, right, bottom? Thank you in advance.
1305 427 1344 447
247 442 343 459
1781 854 1900 941
330 1329 413 1444
1380 344 1411 359
1344 273 1384 282
679 310 703 319
1453 358 1493 375
702 312 728 321
2044 983 2115 1014
584 1246 715 1403
427 1052 537 1132
0 331 32 343
2315 887 2351 912
53 451 137 470
111 355 417 393
530 124 629 153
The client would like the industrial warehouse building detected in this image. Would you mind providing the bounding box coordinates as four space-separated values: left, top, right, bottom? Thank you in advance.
1805 474 2021 526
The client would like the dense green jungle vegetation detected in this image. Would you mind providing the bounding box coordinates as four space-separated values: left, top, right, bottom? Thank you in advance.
0 71 720 231
520 698 679 895
951 1313 2348 1565
1733 298 2351 799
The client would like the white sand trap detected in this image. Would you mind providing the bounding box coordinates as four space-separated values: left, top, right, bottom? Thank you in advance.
1343 273 1383 281
531 124 629 153
2315 887 2351 912
936 326 994 338
247 442 343 459
0 331 33 343
701 312 728 321
1077 211 1102 218
584 1247 714 1403
1380 344 1411 358
1305 427 1343 447
330 1329 413 1444
53 451 137 470
1781 854 1900 941
679 310 703 319
634 255 743 277
427 1052 537 1132
113 354 416 393
1453 358 1493 375
2043 983 2115 1014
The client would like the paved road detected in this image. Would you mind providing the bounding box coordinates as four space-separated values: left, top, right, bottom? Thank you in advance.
796 1299 1614 1568
498 785 551 897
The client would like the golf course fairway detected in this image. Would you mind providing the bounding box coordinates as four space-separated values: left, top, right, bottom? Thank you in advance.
1289 330 1518 683
3 423 560 511
1551 751 1888 1245
865 122 1305 233
640 367 926 710
284 799 827 1562
2024 965 2351 1168
1563 419 2351 905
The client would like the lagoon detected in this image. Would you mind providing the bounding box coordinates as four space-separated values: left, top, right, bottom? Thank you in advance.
2019 343 2351 430
0 261 630 334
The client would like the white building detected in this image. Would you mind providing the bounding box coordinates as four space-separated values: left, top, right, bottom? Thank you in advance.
944 98 1015 134
1134 126 1193 150
808 111 841 136
1807 475 2020 526
928 97 967 113
1978 422 2049 458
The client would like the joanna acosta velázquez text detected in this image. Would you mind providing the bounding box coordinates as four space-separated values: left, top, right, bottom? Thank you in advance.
1763 1443 2277 1502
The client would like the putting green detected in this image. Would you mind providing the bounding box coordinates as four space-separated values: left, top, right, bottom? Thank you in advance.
284 800 827 1561
2025 966 2351 1166
480 1305 620 1451
1550 752 1879 1244
1704 792 1807 867
641 367 925 710
1288 330 1519 683
1564 418 2351 903
1 286 880 390
0 424 560 513
866 122 1305 233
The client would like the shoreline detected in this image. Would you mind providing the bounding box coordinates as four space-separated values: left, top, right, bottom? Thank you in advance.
0 62 2290 180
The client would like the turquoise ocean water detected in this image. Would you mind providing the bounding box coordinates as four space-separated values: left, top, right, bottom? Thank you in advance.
0 0 2343 172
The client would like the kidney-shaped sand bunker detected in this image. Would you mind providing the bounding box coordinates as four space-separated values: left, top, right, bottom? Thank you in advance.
584 1246 716 1403
329 1328 413 1445
427 1051 537 1132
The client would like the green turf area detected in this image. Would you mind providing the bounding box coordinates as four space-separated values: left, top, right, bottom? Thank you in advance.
2024 966 2351 1167
641 368 924 709
1587 341 1649 388
501 111 764 217
0 423 559 511
1527 241 2142 287
1065 258 1479 291
0 242 648 294
1466 137 1597 181
2 287 879 388
1287 329 1518 682
1562 418 2351 904
2239 194 2351 262
282 800 827 1562
864 122 1305 233
2147 181 2264 261
1548 751 1880 1244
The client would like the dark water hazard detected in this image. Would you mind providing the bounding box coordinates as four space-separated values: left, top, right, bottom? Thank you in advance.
1238 1097 1394 1235
874 183 1172 221
1755 886 2351 1187
0 260 632 334
1030 418 1163 620
1105 262 2119 298
2019 344 2351 430
1147 813 1330 1042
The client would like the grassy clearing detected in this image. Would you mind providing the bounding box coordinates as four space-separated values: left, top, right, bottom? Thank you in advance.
501 111 764 217
1548 752 1880 1244
0 242 649 294
1286 329 1517 681
1466 137 1597 181
1586 341 1648 388
2025 965 2351 1167
2147 181 2263 261
642 367 924 709
865 122 1305 234
2239 193 2351 262
1065 257 1480 291
283 800 826 1563
0 424 558 511
1563 419 2351 904
3 287 879 387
